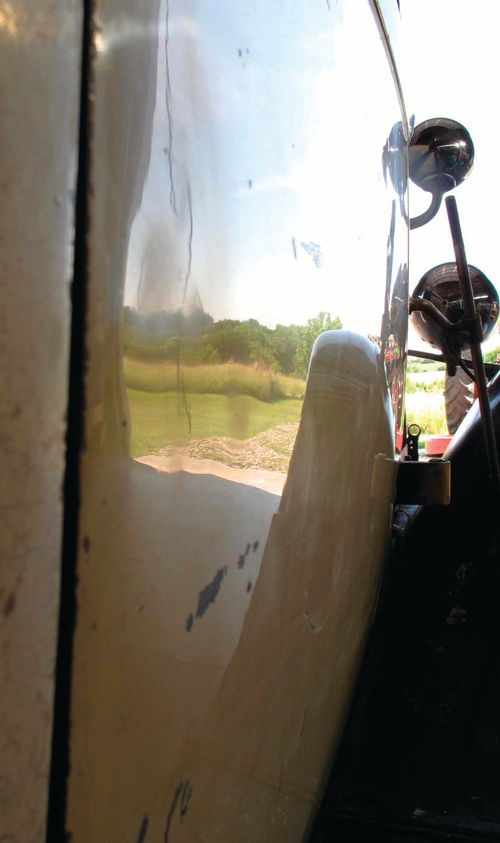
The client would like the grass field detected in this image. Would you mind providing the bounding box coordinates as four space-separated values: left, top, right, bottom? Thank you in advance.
126 358 452 459
127 389 303 457
406 371 445 394
406 397 448 435
125 360 305 457
124 358 305 402
406 367 447 433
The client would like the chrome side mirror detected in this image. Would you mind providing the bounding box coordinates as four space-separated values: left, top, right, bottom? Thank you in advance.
409 118 474 229
410 262 499 353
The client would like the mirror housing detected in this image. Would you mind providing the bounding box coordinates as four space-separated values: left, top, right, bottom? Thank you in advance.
410 262 498 352
409 118 474 229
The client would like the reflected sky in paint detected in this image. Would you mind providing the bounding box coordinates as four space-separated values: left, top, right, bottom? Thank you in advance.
124 0 406 336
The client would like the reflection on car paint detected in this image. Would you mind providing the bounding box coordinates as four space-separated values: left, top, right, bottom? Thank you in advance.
66 1 409 839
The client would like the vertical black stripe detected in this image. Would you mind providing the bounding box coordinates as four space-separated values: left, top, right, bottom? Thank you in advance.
45 0 94 839
136 813 149 843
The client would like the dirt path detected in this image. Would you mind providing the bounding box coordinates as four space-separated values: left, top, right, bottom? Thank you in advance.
150 422 300 473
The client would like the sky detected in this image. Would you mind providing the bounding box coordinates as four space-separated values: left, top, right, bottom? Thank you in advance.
399 0 500 349
122 0 500 349
123 0 405 338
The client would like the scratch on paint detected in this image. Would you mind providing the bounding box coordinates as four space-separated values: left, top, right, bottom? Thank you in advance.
186 540 260 631
180 780 192 819
238 540 258 569
3 593 15 616
165 780 192 841
301 240 323 268
175 342 192 434
164 1 177 214
175 186 194 434
136 813 148 843
181 184 193 307
164 782 182 842
304 611 322 633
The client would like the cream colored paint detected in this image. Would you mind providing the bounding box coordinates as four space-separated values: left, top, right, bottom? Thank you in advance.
67 458 278 839
66 1 407 840
68 336 394 842
160 333 395 843
137 454 287 496
0 2 81 840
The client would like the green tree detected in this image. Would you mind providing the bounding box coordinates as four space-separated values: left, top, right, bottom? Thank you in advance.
293 311 342 377
269 324 303 374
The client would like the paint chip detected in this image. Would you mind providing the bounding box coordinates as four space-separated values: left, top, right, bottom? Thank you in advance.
3 593 15 617
195 568 227 618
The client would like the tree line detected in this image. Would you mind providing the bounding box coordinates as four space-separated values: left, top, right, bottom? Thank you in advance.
123 307 342 378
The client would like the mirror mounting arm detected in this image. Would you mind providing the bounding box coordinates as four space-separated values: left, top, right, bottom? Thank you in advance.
409 190 442 230
409 298 470 377
409 296 457 334
445 196 500 505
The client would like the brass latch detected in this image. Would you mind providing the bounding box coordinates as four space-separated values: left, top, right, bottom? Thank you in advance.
371 453 451 506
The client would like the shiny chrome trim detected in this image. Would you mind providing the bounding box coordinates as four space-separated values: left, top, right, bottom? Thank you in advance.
370 0 409 140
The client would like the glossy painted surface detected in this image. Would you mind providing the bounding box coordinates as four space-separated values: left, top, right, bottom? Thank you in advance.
0 2 82 840
67 1 408 839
